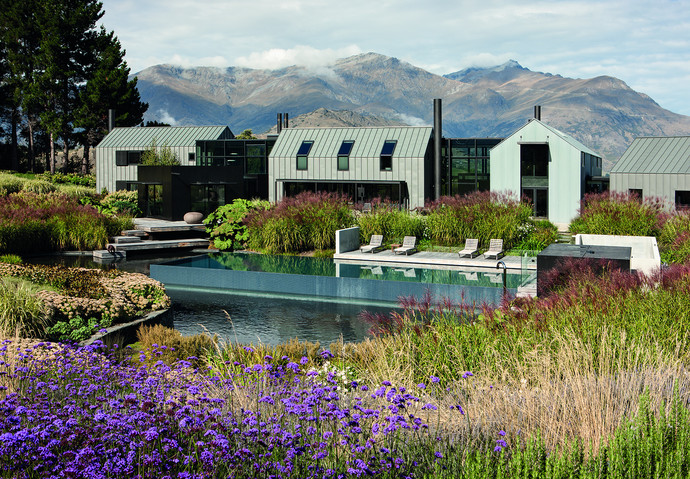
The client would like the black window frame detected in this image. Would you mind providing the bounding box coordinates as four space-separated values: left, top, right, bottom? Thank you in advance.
337 140 354 171
116 150 142 166
296 140 313 171
380 140 396 171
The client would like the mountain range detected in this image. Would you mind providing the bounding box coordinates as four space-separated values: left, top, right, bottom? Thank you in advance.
133 52 690 169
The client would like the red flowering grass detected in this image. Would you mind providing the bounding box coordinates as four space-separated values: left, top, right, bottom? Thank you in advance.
0 192 125 254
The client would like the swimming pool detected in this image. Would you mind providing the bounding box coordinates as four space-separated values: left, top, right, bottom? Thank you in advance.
150 252 518 306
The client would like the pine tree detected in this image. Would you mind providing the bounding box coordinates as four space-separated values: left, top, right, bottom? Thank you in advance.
75 28 148 174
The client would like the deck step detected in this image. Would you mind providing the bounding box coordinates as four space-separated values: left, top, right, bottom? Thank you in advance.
121 229 149 238
111 236 144 244
105 238 210 252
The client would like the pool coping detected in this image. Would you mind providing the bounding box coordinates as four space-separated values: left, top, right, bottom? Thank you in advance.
333 249 533 271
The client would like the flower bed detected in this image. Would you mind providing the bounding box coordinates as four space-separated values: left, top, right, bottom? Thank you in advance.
0 263 169 341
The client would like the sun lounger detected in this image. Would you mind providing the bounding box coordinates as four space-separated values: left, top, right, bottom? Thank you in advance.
483 239 504 259
394 236 417 255
360 234 385 253
458 238 479 258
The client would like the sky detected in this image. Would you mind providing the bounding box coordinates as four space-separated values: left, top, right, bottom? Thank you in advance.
101 0 690 116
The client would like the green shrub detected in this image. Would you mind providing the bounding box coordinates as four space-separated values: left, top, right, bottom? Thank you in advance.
38 172 96 187
0 277 49 338
515 219 558 251
99 190 140 216
0 254 22 264
204 199 269 251
140 139 180 166
45 315 112 342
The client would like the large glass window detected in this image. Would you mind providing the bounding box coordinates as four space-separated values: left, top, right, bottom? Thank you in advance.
380 140 396 171
190 184 226 216
447 138 500 196
145 184 163 217
246 144 266 175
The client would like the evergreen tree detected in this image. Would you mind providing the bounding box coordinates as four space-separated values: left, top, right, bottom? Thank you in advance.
0 0 147 173
75 28 147 174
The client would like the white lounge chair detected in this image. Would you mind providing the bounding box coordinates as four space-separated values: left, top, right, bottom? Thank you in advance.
458 238 479 258
394 236 417 255
360 234 385 253
483 239 505 259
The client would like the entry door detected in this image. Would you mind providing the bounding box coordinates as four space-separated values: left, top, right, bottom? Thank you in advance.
522 188 548 218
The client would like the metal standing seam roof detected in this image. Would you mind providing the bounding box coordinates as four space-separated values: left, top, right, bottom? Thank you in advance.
491 119 601 158
97 126 232 148
611 137 690 175
269 126 434 159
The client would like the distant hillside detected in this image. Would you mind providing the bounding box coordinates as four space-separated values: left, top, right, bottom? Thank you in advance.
133 53 690 168
264 108 406 133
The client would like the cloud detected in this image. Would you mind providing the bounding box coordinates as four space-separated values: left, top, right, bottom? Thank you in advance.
396 113 428 127
234 45 362 72
156 110 177 126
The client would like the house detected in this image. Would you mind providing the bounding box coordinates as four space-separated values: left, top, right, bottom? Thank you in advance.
95 125 233 193
267 126 434 208
490 118 603 226
610 136 690 208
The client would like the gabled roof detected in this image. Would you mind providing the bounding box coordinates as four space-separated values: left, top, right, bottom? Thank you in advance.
611 136 690 174
493 119 601 158
97 126 233 148
270 126 433 159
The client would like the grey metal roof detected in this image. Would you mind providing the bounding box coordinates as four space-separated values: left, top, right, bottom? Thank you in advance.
611 136 690 174
492 119 601 158
97 126 233 148
270 126 433 159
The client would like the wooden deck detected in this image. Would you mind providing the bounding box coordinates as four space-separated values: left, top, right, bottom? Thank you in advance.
93 217 210 260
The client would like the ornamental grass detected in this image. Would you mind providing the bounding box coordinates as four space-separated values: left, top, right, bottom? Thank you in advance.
424 191 533 250
0 191 130 254
244 192 354 254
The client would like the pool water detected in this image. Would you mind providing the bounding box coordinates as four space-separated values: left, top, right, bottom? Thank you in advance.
167 286 395 345
167 252 522 288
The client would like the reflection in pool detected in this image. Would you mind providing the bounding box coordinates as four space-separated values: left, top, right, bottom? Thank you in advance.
167 286 397 346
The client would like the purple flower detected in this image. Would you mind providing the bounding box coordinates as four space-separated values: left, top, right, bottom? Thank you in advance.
462 371 474 379
430 376 440 383
320 349 334 359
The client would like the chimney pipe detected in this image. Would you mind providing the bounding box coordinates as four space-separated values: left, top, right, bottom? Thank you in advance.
108 109 115 131
277 113 282 134
433 99 442 200
284 113 289 129
534 105 541 121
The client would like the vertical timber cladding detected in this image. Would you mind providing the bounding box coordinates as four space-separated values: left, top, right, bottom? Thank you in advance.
268 126 433 208
95 126 233 193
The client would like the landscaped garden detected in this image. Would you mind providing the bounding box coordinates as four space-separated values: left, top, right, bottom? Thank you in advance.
2 186 690 477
